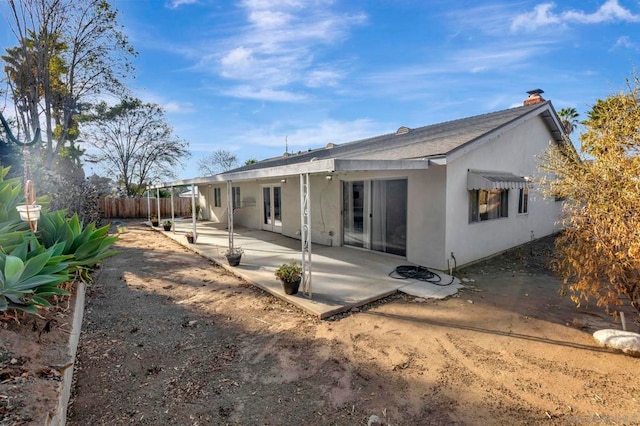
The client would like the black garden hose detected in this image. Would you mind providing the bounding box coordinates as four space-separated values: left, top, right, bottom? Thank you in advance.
389 265 455 286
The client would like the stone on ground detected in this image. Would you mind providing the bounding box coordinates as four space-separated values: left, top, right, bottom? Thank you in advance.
593 329 640 357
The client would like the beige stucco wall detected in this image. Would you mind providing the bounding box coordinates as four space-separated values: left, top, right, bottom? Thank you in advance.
443 114 563 269
195 113 561 270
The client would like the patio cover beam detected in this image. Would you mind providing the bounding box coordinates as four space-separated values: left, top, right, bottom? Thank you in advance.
300 173 312 297
227 181 234 249
191 184 197 241
150 158 430 188
146 188 151 222
156 188 161 223
170 186 175 232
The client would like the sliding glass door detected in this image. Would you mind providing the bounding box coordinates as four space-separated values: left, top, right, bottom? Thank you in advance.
342 179 407 256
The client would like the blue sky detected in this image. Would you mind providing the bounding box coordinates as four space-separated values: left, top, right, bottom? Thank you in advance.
21 1 640 179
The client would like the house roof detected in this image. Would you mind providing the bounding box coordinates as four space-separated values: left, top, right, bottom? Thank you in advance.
153 100 565 188
226 100 563 175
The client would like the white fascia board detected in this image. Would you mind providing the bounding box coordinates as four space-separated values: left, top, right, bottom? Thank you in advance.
150 176 222 189
428 157 447 166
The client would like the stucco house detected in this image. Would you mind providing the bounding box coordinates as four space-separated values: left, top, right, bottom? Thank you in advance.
163 90 566 272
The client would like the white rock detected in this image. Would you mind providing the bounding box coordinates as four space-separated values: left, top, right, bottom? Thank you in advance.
367 415 382 426
593 329 640 357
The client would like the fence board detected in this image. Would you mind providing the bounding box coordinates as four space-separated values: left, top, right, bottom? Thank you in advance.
99 197 193 219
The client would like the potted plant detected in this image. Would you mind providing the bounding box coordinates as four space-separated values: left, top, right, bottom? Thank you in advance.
185 231 196 243
162 220 172 231
150 215 159 227
274 261 303 295
223 247 243 266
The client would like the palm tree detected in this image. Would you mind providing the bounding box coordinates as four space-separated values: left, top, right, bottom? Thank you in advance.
558 107 579 135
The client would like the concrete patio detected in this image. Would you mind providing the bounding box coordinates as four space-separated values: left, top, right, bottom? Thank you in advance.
155 219 462 319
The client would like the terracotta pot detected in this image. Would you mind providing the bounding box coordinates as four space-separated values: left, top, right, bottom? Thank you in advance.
281 276 301 295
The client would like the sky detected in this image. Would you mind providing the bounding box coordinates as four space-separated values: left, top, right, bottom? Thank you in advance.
5 0 640 180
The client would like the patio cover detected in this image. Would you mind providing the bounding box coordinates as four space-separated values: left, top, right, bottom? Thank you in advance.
467 169 531 190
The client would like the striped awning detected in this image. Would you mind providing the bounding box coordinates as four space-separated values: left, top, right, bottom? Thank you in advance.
467 170 531 190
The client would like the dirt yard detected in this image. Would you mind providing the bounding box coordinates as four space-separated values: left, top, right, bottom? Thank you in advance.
3 221 640 425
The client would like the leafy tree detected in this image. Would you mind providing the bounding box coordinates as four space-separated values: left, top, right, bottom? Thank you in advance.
198 149 239 175
2 0 136 170
540 76 640 315
558 107 579 135
244 158 257 166
81 97 190 196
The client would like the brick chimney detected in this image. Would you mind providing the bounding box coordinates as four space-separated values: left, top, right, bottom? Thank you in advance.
523 89 545 106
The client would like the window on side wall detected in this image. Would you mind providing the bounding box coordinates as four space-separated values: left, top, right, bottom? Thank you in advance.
518 188 529 214
232 186 241 209
214 187 221 207
469 189 509 223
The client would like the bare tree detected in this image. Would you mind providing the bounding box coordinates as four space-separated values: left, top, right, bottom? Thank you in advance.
82 97 190 196
197 149 238 176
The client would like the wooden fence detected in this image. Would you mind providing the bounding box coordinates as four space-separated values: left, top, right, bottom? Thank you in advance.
99 197 193 219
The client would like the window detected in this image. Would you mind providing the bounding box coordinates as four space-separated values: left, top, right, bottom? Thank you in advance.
518 188 529 214
232 186 241 209
469 189 509 223
214 187 221 207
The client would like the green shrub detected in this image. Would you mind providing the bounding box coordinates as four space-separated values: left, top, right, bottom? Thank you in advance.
0 166 118 314
39 211 118 282
0 240 71 313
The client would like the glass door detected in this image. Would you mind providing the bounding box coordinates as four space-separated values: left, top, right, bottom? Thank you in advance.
342 181 369 248
342 179 407 256
371 179 407 256
262 185 282 233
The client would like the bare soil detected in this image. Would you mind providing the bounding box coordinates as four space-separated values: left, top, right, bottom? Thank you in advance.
3 222 640 425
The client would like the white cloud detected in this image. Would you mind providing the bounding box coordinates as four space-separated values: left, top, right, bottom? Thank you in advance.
205 1 366 101
132 89 195 114
305 69 344 88
613 35 638 50
166 0 198 9
221 85 307 102
162 101 195 114
511 0 639 32
230 118 389 149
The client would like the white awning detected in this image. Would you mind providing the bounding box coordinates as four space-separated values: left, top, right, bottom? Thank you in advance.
467 170 531 190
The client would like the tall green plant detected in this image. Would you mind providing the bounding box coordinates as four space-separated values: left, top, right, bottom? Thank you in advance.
0 166 118 314
0 240 71 313
39 211 118 282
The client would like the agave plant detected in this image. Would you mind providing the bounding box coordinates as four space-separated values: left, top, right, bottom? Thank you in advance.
38 211 118 282
0 241 71 313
